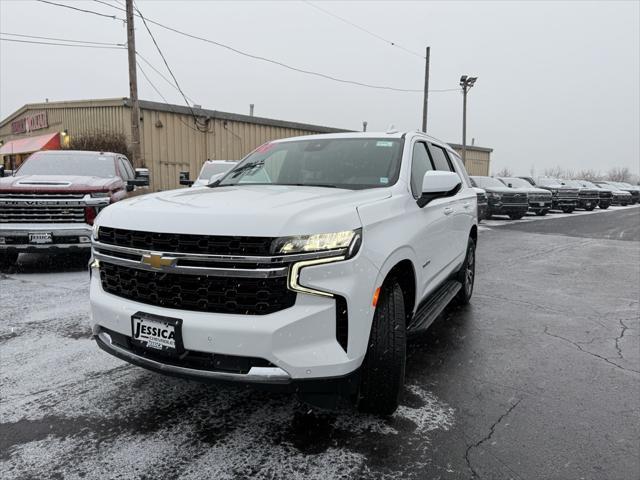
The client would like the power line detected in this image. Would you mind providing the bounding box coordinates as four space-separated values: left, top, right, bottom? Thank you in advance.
0 37 125 50
132 1 206 131
36 0 125 21
136 60 206 133
136 51 196 104
90 0 431 93
303 1 425 59
0 31 124 47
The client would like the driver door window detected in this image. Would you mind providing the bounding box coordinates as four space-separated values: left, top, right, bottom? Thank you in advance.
410 142 434 199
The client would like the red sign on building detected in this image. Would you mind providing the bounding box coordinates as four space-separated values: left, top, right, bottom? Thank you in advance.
11 112 48 134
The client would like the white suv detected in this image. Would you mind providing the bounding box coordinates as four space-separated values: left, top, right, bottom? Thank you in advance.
90 131 477 414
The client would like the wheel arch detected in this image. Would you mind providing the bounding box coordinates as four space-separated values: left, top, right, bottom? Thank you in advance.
380 259 416 322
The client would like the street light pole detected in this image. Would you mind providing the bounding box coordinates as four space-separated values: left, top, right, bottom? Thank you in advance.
460 75 477 165
422 46 430 133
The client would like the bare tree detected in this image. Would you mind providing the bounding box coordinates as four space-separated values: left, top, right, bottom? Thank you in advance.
575 169 601 181
607 167 632 182
63 131 132 162
543 166 565 178
494 167 513 177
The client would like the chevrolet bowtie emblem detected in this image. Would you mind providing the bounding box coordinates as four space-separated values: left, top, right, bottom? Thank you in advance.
141 253 177 269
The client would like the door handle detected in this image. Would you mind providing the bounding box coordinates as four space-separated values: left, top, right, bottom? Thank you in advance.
444 207 454 215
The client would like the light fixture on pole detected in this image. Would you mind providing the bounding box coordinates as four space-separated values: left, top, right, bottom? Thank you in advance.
460 75 478 165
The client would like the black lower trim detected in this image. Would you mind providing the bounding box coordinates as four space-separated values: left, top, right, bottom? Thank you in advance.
335 295 348 353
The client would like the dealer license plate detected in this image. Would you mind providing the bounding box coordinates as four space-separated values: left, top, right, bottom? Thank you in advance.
131 313 182 355
29 232 52 244
538 202 545 206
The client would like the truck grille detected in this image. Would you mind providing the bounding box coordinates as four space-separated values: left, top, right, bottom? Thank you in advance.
501 193 528 204
0 193 85 199
578 190 599 200
99 262 296 315
598 191 613 199
528 193 551 202
0 205 86 223
98 227 274 256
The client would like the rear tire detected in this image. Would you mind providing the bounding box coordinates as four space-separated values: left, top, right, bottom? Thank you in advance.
561 207 574 213
586 205 596 211
534 210 547 216
357 280 406 416
454 237 476 305
0 252 18 270
599 203 609 210
509 213 525 220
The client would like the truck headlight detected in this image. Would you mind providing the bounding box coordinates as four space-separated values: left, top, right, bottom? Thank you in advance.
90 192 110 198
273 229 361 257
488 192 502 199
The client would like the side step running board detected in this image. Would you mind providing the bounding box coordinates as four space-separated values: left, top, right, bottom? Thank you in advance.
407 280 462 333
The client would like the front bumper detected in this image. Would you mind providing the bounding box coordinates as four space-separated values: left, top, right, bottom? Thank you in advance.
528 200 552 210
488 202 529 215
0 223 93 253
90 251 380 383
552 198 578 209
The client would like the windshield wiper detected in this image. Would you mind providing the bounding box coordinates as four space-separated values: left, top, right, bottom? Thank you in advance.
282 183 342 189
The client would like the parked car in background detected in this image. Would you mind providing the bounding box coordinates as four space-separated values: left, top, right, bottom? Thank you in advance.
606 182 639 204
594 182 632 206
90 131 478 415
179 160 237 187
574 180 612 209
472 187 488 221
0 150 149 268
520 177 579 213
560 180 599 211
497 177 553 216
470 176 528 219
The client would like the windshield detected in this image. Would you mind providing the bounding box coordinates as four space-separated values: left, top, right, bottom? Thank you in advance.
17 152 116 177
217 137 404 190
199 162 236 180
499 177 531 188
471 176 505 189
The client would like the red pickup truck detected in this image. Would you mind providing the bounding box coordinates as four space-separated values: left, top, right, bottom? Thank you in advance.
0 150 149 268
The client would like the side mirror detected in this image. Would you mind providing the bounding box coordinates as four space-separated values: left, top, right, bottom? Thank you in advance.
508 183 513 188
126 184 135 192
418 171 462 208
128 168 150 187
179 171 194 186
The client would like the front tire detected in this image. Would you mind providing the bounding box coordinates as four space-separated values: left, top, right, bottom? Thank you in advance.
562 207 574 213
0 252 18 270
599 203 610 210
357 280 406 415
509 213 525 220
454 237 476 305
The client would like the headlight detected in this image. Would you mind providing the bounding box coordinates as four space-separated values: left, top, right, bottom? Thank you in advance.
273 229 361 257
488 192 502 199
92 224 100 241
90 192 110 198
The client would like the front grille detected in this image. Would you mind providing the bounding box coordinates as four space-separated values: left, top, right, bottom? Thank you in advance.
98 226 274 256
0 205 86 223
578 190 599 200
0 192 85 199
501 193 528 204
99 262 296 315
598 191 613 199
528 194 551 202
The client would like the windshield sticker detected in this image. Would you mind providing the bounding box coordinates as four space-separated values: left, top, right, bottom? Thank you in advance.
376 141 394 147
255 142 274 153
380 177 389 184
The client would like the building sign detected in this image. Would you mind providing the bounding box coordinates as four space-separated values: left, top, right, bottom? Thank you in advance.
11 112 48 134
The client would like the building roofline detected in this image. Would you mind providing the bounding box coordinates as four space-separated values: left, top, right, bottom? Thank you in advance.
447 142 493 153
133 99 351 134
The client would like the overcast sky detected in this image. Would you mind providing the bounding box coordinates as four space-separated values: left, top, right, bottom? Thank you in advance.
1 0 638 175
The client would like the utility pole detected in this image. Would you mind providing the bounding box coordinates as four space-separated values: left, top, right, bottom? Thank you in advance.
421 46 430 133
126 0 141 167
459 75 477 165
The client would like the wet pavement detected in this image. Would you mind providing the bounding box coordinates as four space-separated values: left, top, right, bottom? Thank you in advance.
1 206 639 479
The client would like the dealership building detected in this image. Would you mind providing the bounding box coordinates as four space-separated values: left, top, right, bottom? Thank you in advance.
0 98 492 190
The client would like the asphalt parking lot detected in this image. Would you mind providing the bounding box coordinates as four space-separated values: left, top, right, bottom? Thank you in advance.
1 205 639 480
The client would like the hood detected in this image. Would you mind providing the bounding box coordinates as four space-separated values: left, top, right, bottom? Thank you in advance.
508 186 550 195
97 184 391 236
0 175 121 193
482 186 520 194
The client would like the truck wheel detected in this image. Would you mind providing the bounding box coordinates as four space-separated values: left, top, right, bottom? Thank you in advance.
508 213 524 220
357 280 406 416
454 237 476 305
561 207 574 213
599 203 609 209
586 205 596 211
534 210 547 216
0 252 18 270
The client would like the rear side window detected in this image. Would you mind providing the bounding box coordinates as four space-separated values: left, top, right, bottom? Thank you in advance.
410 142 434 198
428 144 453 172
